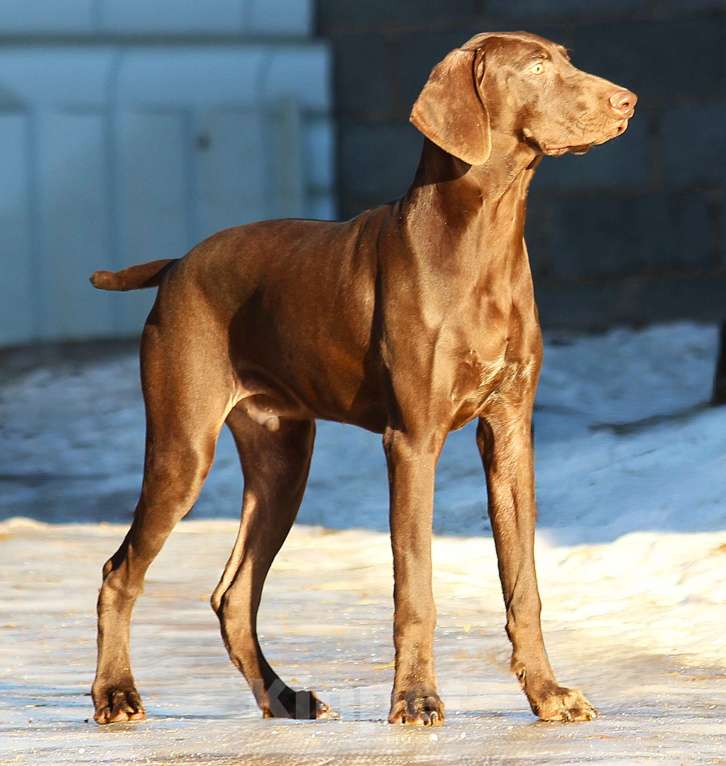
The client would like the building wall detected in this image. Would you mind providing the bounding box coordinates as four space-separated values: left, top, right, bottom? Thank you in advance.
0 0 334 346
316 0 726 329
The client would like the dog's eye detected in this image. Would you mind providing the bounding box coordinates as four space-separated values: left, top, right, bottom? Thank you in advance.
530 62 545 75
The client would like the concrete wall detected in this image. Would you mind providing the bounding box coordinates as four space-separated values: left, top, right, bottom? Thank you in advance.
317 0 726 329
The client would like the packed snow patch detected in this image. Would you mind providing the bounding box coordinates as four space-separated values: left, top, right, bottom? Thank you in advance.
1 322 723 541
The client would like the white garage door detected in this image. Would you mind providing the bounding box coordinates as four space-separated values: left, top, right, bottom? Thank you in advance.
0 43 333 345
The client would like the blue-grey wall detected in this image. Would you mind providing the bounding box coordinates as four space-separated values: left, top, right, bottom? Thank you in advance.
0 0 335 346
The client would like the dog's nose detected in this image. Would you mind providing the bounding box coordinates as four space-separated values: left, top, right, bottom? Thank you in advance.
609 89 637 117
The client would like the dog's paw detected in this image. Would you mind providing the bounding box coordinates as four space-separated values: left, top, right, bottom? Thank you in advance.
530 684 597 722
261 688 337 720
388 691 445 726
93 686 145 724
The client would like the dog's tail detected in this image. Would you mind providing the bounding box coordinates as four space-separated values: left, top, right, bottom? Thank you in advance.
89 259 178 291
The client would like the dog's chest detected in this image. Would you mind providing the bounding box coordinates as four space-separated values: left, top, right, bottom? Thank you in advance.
449 346 537 428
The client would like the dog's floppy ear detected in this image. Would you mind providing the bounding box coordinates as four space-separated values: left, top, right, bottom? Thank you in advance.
410 47 490 166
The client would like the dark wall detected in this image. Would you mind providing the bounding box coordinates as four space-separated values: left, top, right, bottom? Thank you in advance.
316 0 726 329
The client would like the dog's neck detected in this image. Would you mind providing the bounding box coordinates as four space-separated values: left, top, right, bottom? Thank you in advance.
402 135 541 268
410 134 539 198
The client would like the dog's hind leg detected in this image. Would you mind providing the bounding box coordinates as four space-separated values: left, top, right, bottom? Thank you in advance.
92 319 236 724
212 408 331 719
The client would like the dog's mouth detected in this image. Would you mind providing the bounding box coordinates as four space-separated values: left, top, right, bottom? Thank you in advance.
525 118 630 157
545 143 593 156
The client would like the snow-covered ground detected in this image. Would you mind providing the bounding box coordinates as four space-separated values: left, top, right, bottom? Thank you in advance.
1 322 725 764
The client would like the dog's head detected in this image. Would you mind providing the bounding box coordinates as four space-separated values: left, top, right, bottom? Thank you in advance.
411 31 637 165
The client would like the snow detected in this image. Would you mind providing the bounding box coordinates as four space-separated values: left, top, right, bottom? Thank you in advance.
1 322 725 764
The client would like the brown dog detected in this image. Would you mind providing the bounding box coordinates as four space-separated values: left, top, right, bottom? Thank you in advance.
89 31 636 726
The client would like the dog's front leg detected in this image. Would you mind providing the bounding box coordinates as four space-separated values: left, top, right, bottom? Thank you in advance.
476 411 596 722
383 427 445 726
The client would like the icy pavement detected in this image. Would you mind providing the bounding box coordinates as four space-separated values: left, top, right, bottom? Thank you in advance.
1 520 725 765
1 322 725 763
